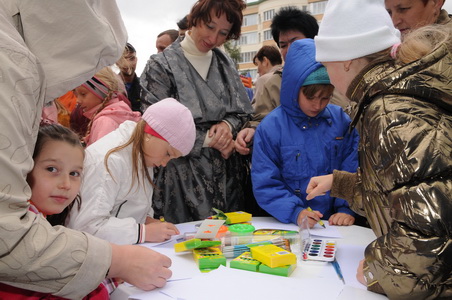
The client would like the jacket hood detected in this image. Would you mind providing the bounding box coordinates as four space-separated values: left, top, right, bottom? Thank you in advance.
280 39 324 118
84 98 141 122
348 42 452 123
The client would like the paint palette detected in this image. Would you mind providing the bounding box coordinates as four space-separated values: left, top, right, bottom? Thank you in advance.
302 239 336 262
298 216 337 262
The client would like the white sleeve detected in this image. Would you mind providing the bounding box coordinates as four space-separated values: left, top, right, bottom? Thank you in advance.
67 151 141 245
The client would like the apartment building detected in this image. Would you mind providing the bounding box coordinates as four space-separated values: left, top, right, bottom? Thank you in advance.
238 0 329 80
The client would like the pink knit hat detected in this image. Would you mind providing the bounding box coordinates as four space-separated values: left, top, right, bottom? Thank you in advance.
141 98 196 156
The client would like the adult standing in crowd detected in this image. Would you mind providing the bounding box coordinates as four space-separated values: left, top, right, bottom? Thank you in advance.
117 43 142 112
177 15 190 38
0 1 172 298
307 0 452 298
234 7 320 155
156 29 179 53
250 45 282 108
140 0 253 223
385 0 451 36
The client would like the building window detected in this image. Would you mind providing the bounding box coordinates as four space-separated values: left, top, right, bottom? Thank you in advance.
310 1 328 15
243 13 258 26
239 32 258 45
263 30 273 41
240 51 258 63
263 9 275 22
250 69 257 80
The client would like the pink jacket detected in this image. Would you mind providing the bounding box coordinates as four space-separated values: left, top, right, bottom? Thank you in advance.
84 97 141 146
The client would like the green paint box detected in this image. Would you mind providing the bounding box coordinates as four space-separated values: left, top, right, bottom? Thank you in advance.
258 263 297 277
230 252 261 272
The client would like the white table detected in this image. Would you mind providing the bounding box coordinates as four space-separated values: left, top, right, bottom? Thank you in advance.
111 217 388 300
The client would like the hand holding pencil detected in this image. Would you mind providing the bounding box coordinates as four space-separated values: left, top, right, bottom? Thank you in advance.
307 207 326 228
297 207 325 228
144 217 180 242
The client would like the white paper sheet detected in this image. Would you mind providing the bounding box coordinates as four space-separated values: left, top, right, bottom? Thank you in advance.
251 217 342 238
337 285 388 300
309 222 342 238
335 244 368 290
141 242 203 281
130 265 344 300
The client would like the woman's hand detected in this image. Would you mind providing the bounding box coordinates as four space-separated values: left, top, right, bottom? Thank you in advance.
109 244 172 291
220 140 235 159
234 128 255 155
208 122 233 154
145 220 180 242
306 174 333 200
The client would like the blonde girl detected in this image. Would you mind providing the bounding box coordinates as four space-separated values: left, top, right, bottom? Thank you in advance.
74 66 140 146
67 98 196 245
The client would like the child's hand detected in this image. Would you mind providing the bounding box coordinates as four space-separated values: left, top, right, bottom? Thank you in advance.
306 174 333 200
297 209 323 228
328 213 355 226
356 259 367 286
145 221 180 242
234 128 255 155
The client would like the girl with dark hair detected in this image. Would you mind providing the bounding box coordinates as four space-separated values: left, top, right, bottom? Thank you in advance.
30 124 84 226
0 124 111 299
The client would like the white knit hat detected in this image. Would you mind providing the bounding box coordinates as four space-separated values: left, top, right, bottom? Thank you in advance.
315 0 401 62
142 98 196 156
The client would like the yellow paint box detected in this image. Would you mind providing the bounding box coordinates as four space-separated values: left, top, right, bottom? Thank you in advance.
224 211 252 224
250 244 297 268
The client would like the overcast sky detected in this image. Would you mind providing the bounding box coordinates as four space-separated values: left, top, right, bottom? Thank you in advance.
116 0 452 75
116 0 197 75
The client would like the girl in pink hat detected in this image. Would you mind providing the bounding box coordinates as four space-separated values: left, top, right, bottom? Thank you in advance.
67 98 196 245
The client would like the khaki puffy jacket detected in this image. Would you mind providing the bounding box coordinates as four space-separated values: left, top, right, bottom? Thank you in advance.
335 42 452 299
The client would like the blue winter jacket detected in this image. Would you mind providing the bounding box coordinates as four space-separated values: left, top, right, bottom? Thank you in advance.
251 39 359 224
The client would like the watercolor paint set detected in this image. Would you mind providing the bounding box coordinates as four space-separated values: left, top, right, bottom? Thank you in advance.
302 239 337 262
299 216 337 262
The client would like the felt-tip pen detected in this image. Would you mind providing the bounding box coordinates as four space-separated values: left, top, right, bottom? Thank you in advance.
306 207 326 228
332 259 345 284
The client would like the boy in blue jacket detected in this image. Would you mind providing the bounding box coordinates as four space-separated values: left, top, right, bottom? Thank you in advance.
251 39 359 228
